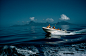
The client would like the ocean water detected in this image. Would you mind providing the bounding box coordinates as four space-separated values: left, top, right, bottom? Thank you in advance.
0 24 86 56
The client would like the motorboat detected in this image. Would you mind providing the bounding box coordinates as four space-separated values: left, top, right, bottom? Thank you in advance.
42 27 86 35
42 27 67 33
42 27 76 35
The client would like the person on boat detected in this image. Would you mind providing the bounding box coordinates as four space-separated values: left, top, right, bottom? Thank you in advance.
47 24 51 28
60 28 61 30
57 28 60 30
53 26 55 29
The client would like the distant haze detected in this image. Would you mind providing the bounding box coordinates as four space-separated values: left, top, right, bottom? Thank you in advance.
0 0 86 27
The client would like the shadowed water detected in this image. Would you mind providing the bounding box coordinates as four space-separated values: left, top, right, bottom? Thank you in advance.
0 24 86 56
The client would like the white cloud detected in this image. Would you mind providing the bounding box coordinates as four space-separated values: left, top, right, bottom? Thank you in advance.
46 18 54 22
59 14 70 20
29 17 35 21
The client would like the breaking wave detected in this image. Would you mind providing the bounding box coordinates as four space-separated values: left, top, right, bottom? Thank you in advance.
1 43 86 56
0 45 39 56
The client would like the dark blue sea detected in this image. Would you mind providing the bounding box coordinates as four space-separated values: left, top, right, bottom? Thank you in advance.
0 24 86 56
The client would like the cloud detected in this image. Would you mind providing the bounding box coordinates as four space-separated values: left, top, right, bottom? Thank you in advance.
59 14 70 20
29 17 35 21
46 18 54 22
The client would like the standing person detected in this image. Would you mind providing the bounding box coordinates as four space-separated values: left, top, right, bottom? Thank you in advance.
48 24 51 28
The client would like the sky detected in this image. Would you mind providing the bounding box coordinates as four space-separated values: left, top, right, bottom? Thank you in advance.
0 0 86 27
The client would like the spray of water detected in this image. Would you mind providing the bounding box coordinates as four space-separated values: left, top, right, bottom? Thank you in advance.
51 29 86 35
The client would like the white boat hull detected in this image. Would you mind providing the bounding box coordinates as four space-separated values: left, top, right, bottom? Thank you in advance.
42 27 66 33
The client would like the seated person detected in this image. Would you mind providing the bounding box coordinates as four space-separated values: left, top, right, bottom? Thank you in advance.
47 24 51 28
60 28 61 30
47 26 49 28
57 28 60 30
56 28 61 30
53 26 55 29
